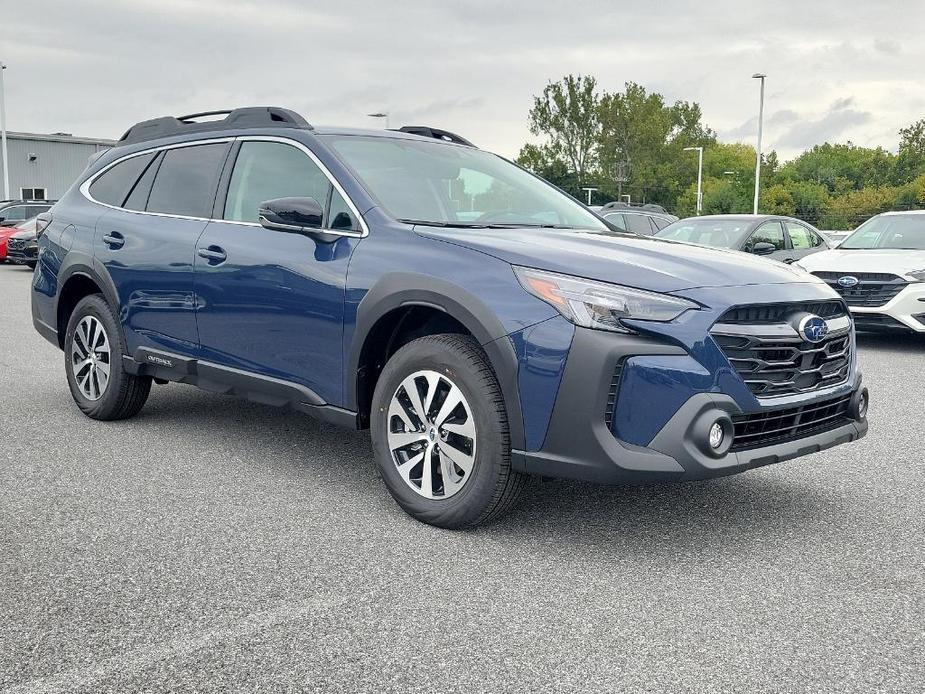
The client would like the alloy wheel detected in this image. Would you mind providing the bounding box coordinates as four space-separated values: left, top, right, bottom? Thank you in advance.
386 369 477 499
71 315 111 401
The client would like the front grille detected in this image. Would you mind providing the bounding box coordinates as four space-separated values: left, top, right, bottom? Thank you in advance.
7 238 26 251
712 302 852 398
604 359 624 429
719 301 845 323
731 394 852 451
811 271 907 307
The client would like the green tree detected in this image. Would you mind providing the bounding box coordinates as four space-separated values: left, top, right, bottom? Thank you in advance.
597 82 714 207
525 75 600 190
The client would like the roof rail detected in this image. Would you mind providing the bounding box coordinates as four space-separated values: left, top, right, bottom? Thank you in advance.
395 126 475 147
116 107 311 146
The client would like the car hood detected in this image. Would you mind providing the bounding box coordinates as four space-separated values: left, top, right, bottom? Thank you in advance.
414 226 820 292
797 248 925 277
10 229 37 241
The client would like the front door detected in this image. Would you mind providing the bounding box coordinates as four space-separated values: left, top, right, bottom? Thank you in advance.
744 221 791 263
193 138 365 406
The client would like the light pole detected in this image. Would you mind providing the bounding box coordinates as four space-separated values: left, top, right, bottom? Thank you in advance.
684 146 703 215
752 73 766 215
581 187 598 206
0 62 10 200
367 112 390 129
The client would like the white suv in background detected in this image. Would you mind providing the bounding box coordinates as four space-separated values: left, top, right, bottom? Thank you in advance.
796 211 925 333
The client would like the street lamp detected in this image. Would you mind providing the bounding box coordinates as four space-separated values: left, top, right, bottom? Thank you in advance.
367 112 390 129
684 146 703 215
752 73 766 215
581 187 598 206
0 62 9 200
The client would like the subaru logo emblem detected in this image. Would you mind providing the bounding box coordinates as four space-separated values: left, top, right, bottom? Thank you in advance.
799 315 829 343
837 275 859 288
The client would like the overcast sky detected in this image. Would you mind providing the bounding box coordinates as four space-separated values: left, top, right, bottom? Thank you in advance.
4 0 924 161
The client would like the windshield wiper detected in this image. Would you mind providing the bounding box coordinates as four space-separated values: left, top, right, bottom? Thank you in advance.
398 219 489 228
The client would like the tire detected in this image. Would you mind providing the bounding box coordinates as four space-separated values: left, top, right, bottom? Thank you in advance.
370 334 527 528
64 294 152 420
26 261 37 270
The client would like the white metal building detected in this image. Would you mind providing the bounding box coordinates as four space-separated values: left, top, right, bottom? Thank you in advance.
1 131 115 201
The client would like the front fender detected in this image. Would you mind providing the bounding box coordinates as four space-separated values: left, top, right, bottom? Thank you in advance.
346 273 530 450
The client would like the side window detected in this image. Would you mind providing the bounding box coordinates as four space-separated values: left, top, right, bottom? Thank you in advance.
147 144 228 218
89 153 156 207
745 222 785 251
603 213 626 230
624 213 653 235
785 221 815 250
327 189 359 231
652 217 671 231
0 206 28 222
223 141 331 224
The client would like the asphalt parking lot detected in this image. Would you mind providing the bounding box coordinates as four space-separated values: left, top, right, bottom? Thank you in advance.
1 262 923 694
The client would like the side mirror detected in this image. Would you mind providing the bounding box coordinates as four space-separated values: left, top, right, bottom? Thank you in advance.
258 197 323 234
752 242 776 256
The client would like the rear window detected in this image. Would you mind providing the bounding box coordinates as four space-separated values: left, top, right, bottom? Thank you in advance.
146 144 228 218
89 153 156 207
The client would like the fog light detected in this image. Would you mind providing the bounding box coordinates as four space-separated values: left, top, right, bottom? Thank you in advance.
709 421 725 449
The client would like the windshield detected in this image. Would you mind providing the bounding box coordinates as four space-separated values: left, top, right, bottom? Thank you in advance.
839 214 925 250
324 135 608 231
654 218 751 249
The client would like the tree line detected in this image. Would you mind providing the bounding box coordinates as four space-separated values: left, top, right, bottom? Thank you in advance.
516 75 925 229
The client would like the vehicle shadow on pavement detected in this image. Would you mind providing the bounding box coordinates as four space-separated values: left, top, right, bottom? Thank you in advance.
129 385 846 546
855 331 925 350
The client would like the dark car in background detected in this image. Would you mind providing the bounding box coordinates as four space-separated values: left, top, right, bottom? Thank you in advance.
599 202 677 236
6 218 40 268
655 214 829 263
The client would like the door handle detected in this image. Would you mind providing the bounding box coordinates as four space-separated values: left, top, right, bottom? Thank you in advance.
197 245 227 264
102 232 125 249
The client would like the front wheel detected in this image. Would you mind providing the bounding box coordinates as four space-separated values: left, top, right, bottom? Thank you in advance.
370 334 526 528
64 294 152 420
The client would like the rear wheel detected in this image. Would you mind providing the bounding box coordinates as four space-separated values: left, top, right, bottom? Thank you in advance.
64 294 151 420
371 334 526 528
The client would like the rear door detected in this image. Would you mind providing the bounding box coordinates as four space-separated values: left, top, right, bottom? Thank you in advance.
92 140 231 356
193 137 365 405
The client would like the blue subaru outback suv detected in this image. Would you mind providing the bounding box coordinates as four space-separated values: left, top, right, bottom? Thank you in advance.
31 107 869 527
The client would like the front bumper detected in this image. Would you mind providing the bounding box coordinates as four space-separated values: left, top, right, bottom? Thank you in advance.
849 282 925 332
511 327 868 484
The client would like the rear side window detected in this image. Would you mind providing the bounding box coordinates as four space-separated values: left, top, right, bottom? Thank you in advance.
89 153 156 207
147 144 228 218
652 217 671 231
786 221 824 249
624 213 654 235
603 212 626 230
223 141 331 224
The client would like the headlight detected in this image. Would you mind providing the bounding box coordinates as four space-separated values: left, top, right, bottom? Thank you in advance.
908 269 925 282
514 266 698 333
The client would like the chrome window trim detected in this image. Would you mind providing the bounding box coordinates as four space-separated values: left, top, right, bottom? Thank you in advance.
78 135 369 238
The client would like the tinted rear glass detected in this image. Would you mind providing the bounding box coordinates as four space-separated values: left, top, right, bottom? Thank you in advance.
146 144 228 218
89 153 156 207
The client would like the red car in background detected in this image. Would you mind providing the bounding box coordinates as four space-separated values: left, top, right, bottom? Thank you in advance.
1 222 22 262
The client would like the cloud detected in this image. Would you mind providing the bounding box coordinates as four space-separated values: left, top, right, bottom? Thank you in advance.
1 0 923 161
